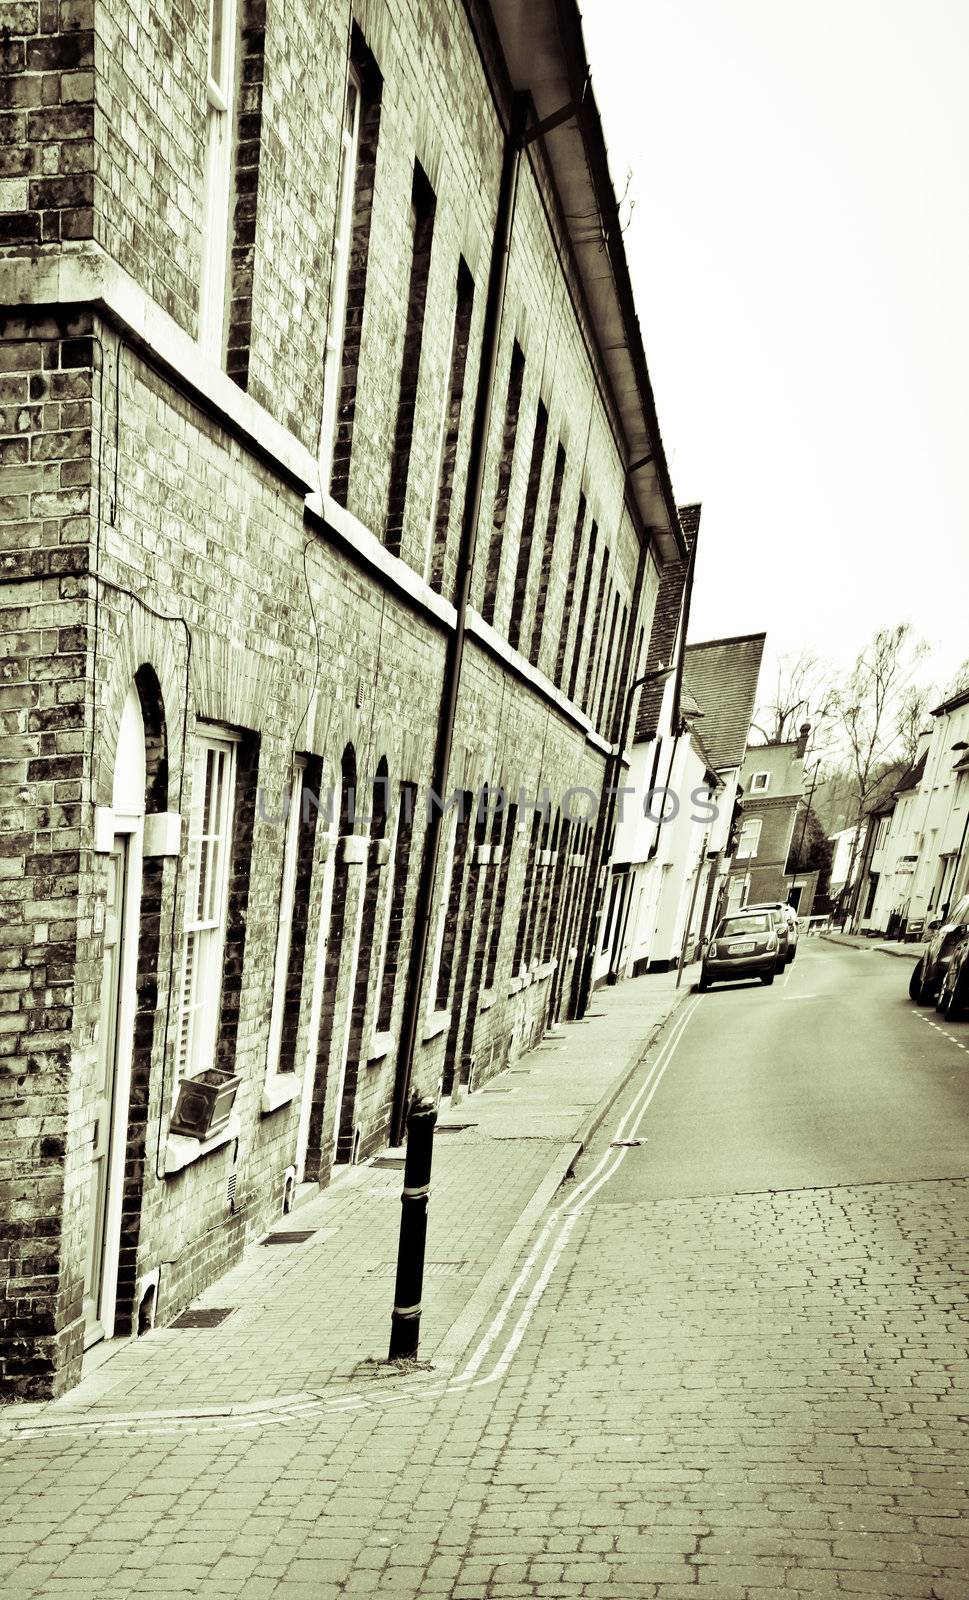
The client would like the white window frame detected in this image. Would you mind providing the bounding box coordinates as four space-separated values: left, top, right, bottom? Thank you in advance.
372 805 400 1012
750 771 770 792
735 817 762 861
265 761 306 1079
319 62 362 488
199 0 238 363
176 729 238 1091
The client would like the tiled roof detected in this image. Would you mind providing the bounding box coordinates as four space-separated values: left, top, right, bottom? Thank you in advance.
681 632 766 772
634 504 700 743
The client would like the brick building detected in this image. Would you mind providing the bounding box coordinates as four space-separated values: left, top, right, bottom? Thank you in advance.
728 728 810 906
0 1 687 1396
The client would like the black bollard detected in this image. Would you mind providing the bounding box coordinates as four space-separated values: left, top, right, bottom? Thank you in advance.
388 1093 437 1360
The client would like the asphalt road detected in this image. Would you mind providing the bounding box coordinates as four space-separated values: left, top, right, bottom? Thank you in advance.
587 938 969 1200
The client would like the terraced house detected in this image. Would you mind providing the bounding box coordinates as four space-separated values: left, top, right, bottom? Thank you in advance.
0 0 686 1398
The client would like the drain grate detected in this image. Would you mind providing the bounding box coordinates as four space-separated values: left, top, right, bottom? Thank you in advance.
371 1154 406 1168
260 1230 316 1245
435 1122 476 1134
170 1307 234 1329
367 1260 472 1278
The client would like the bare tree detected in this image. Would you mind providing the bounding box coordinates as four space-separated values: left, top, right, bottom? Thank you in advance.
895 683 931 768
750 648 839 767
831 624 927 926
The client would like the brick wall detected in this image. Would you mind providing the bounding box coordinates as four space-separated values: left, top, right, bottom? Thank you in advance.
0 0 664 1398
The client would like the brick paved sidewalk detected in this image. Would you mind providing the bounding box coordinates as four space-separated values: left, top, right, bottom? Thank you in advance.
2 966 697 1429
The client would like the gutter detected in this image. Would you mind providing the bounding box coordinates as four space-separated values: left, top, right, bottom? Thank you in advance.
550 0 684 559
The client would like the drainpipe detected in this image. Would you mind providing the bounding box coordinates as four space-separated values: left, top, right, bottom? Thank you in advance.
647 531 697 863
391 93 529 1146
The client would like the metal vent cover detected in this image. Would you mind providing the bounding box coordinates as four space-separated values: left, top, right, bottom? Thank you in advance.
170 1307 234 1329
260 1230 316 1245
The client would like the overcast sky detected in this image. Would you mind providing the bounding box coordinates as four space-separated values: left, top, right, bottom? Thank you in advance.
583 0 969 697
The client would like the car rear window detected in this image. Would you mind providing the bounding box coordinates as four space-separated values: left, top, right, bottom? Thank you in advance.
719 915 769 936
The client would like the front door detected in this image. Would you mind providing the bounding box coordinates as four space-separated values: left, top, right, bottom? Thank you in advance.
82 840 126 1349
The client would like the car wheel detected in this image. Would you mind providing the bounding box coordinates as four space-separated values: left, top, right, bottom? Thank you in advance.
938 982 955 1019
917 968 937 1006
761 972 774 986
909 960 923 1002
698 978 709 992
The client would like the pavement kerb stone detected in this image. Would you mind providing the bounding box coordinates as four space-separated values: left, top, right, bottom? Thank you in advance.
393 969 698 1378
428 1141 580 1376
570 968 699 1158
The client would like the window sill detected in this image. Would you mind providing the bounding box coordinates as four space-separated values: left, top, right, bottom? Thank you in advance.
164 1114 240 1176
261 1075 300 1115
368 1030 395 1063
421 1010 450 1042
507 974 524 995
478 988 497 1012
535 960 556 981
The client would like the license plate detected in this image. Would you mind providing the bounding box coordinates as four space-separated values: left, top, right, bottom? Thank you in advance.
727 941 755 953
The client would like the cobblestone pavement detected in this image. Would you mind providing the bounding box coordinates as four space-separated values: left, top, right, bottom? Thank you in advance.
1 950 968 1599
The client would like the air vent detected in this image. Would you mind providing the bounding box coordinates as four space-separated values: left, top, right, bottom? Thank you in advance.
260 1230 316 1245
170 1307 234 1329
367 1260 471 1277
226 1173 237 1211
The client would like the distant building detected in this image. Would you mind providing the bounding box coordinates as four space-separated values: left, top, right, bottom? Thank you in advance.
902 688 969 932
728 727 810 908
608 617 766 976
864 752 928 936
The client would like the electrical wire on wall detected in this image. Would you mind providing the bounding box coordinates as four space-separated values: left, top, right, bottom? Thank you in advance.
89 329 196 1184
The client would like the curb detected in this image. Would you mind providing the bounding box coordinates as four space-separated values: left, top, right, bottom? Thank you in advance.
570 974 698 1160
431 977 697 1374
428 1140 579 1375
821 934 924 961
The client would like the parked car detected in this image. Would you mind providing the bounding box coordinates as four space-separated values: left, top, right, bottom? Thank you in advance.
742 901 799 962
731 905 790 970
908 892 969 1005
936 933 969 1020
699 912 782 990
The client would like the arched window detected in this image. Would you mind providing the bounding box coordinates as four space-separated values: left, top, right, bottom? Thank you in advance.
736 817 762 861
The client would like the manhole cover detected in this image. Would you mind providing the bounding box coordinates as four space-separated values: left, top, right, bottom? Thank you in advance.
371 1155 406 1168
260 1230 316 1245
170 1307 234 1329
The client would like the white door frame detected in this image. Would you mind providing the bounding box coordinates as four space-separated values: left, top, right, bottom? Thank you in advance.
295 831 337 1182
88 808 143 1346
331 853 368 1160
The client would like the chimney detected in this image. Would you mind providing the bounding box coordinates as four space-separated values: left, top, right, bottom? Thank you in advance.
795 722 810 760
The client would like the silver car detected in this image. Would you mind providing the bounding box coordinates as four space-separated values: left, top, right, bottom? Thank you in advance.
741 900 798 962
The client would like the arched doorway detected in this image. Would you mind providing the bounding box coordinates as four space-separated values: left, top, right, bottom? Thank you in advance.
83 683 147 1349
